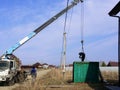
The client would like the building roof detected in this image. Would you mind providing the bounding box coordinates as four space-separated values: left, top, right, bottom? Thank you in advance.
42 63 48 65
49 65 56 68
107 61 118 66
69 64 73 67
33 62 42 67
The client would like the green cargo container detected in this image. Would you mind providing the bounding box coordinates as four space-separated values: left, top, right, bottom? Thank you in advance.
73 62 99 83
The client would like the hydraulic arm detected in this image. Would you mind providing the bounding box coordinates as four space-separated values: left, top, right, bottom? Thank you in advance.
5 0 83 57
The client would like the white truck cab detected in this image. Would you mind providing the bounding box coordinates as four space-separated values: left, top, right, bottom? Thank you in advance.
0 58 18 85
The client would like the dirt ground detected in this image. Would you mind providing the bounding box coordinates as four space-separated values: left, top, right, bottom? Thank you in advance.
0 69 51 90
12 69 107 90
0 68 118 90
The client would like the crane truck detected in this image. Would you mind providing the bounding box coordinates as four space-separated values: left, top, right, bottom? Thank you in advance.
0 0 83 85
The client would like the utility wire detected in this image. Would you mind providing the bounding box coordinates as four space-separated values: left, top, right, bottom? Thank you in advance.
63 0 69 33
60 0 69 70
61 0 69 56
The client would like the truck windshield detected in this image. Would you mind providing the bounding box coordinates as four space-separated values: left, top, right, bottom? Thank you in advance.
0 61 9 69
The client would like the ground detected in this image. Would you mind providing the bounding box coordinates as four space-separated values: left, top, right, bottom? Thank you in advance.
0 69 50 90
0 68 118 90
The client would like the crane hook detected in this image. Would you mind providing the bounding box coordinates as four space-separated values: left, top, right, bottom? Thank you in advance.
79 52 85 62
78 40 85 62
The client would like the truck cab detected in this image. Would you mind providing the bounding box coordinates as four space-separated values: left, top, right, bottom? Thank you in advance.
0 54 23 85
0 59 16 83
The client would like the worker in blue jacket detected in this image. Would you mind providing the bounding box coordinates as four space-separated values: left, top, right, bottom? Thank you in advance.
31 66 37 79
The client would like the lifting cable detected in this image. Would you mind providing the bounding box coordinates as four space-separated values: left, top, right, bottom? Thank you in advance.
81 2 84 52
79 2 86 62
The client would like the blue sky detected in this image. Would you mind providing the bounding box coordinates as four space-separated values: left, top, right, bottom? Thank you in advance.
0 0 119 65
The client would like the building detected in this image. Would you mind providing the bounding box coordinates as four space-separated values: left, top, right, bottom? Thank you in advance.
42 63 49 69
33 62 43 68
107 61 118 66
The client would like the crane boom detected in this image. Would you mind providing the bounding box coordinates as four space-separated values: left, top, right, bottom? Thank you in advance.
5 0 83 55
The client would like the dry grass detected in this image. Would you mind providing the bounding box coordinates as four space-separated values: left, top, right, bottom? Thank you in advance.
12 69 119 90
39 69 73 85
101 71 118 84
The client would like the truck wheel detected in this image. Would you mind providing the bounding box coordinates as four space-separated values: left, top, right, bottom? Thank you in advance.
18 74 25 82
14 76 19 83
7 78 15 86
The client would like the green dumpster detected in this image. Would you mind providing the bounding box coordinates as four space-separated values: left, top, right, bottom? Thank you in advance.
73 62 99 83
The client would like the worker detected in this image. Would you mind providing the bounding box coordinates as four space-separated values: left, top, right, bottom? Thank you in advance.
30 66 37 82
